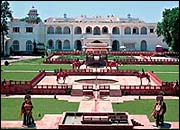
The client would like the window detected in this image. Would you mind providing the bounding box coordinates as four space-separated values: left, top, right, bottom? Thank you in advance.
133 27 139 34
140 40 147 51
150 28 154 33
102 26 108 34
124 27 131 34
63 40 70 49
112 27 120 34
93 26 100 35
86 26 92 34
55 27 62 34
47 26 54 34
74 26 82 34
12 40 20 51
141 27 147 34
13 27 20 33
48 39 54 49
26 40 33 51
26 27 33 33
56 40 62 50
63 26 71 34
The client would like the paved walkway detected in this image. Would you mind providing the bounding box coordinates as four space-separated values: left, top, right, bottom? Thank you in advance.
78 100 113 112
36 114 62 129
1 114 62 129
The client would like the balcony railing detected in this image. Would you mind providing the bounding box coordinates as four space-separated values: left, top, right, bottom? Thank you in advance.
82 33 111 39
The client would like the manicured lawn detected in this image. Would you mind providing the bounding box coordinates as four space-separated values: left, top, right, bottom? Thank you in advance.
11 58 45 64
57 55 86 60
1 64 72 71
118 65 179 72
1 72 38 81
154 73 179 82
112 99 179 122
1 57 178 82
118 65 179 81
1 98 79 121
108 55 133 60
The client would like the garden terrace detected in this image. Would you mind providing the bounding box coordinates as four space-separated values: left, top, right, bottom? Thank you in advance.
44 51 179 65
1 69 179 96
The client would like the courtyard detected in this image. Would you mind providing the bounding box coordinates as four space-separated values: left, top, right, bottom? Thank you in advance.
1 1 179 129
1 54 179 129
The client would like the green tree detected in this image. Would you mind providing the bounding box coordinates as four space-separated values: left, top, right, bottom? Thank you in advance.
33 39 37 54
20 16 42 24
156 7 179 51
1 1 13 56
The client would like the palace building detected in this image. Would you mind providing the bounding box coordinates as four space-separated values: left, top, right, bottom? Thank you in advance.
3 6 168 55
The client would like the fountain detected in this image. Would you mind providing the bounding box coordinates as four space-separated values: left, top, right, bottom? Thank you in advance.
59 42 134 129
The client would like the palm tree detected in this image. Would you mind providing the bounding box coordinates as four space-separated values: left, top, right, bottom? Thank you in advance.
1 1 13 56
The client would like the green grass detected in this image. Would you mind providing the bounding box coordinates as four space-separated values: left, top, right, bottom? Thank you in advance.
119 65 179 81
1 57 179 82
108 55 131 60
1 72 38 81
1 98 79 121
118 65 179 72
112 99 179 122
11 58 45 64
57 55 86 60
154 73 179 82
1 64 71 71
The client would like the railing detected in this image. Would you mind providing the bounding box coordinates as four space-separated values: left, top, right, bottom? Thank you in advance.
120 85 161 90
99 85 110 90
147 71 162 86
82 33 111 39
35 84 72 89
109 51 179 56
30 70 46 87
82 85 94 90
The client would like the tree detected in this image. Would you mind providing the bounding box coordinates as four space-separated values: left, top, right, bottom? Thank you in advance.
20 16 42 24
1 1 13 56
156 7 179 51
33 39 37 54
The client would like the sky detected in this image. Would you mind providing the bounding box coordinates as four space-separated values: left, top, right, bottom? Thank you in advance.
8 1 179 23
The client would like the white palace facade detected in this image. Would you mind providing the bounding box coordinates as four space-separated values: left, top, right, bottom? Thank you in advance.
3 6 168 55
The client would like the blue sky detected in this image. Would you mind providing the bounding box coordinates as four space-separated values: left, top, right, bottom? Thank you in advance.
8 1 179 23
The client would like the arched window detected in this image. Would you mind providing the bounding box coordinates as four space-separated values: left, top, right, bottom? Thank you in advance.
63 40 70 50
63 26 71 34
74 26 82 34
47 26 54 34
141 27 147 34
47 39 54 49
133 27 139 34
112 40 119 51
86 26 92 34
56 40 62 50
93 26 100 35
140 40 147 51
124 27 131 34
26 40 33 51
55 26 62 34
74 40 82 51
112 27 120 34
12 40 19 51
102 26 108 34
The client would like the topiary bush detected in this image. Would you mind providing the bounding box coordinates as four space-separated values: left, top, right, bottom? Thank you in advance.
4 61 9 66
